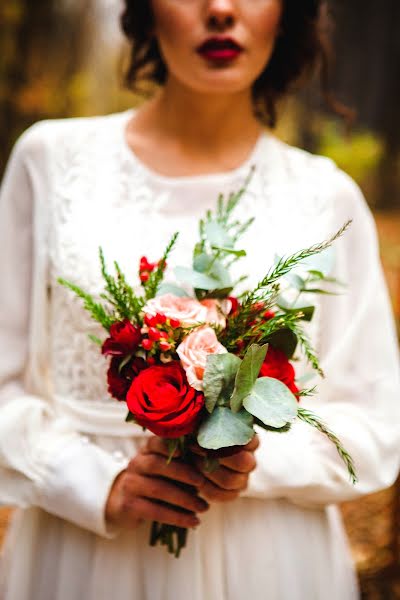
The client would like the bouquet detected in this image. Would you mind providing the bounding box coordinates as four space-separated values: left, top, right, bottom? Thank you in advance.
59 172 356 557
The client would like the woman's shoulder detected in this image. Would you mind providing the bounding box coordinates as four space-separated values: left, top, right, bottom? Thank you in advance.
12 110 128 167
268 135 370 221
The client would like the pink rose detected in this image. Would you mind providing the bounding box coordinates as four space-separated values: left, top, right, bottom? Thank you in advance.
200 298 232 328
177 327 227 391
143 293 208 326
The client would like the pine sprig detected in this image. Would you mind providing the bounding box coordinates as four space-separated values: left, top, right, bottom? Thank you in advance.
113 260 144 321
287 321 324 377
243 220 352 307
145 232 179 300
297 408 358 484
57 278 114 331
99 248 144 321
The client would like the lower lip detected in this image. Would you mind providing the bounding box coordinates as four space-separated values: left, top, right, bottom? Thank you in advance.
198 48 242 62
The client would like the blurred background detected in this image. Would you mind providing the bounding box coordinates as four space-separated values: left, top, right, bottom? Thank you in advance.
0 0 399 596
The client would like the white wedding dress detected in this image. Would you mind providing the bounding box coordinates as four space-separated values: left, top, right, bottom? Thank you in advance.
0 108 399 600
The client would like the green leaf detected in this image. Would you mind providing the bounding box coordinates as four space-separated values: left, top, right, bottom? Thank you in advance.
299 288 341 295
193 253 214 273
254 418 292 434
156 283 189 297
285 273 305 289
265 329 298 358
230 344 268 413
277 303 315 322
125 411 136 422
204 353 242 413
211 246 247 258
88 334 103 346
174 266 220 290
204 222 234 248
202 287 234 300
197 407 254 450
243 377 298 428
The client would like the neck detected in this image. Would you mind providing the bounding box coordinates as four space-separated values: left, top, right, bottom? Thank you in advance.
140 77 263 154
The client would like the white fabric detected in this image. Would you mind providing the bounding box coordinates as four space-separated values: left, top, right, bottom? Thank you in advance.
0 108 399 600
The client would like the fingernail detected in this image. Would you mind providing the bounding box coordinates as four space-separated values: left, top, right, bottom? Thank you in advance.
191 518 200 528
198 501 209 512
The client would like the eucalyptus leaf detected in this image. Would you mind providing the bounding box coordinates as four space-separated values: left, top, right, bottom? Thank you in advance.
197 407 254 450
204 221 234 248
204 353 242 413
174 266 220 290
243 377 298 428
156 282 190 297
193 253 214 273
230 344 268 413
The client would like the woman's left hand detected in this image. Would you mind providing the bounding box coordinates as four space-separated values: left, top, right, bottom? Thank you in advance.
193 436 259 503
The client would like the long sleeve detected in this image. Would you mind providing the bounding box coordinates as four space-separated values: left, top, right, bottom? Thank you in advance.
0 124 126 536
242 169 400 507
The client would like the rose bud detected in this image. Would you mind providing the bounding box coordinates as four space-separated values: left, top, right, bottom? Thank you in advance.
142 338 154 351
102 320 142 357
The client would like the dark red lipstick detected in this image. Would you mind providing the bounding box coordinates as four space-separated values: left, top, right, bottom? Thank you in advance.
197 37 243 62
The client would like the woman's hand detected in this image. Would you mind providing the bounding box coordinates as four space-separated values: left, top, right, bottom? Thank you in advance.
194 436 259 503
105 436 209 530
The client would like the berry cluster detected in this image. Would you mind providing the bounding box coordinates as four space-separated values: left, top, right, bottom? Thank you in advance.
141 312 182 360
139 256 166 283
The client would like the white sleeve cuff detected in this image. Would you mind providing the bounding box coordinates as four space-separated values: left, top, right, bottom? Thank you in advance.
35 434 128 538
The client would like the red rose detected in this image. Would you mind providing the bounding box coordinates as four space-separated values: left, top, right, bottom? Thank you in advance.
107 356 148 401
102 319 141 357
127 362 205 438
259 346 299 397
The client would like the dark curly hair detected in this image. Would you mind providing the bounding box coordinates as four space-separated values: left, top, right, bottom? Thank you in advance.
120 0 351 128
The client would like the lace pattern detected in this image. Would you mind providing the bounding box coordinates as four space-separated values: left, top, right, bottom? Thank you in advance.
45 112 336 408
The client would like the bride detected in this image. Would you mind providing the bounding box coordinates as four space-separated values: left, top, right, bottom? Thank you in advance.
0 1 399 599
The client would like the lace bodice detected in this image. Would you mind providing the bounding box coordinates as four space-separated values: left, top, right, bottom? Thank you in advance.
44 110 337 409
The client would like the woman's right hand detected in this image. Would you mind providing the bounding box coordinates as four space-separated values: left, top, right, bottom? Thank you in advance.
105 436 209 530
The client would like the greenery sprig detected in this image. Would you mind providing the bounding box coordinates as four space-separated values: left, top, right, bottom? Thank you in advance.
297 408 358 485
145 232 179 300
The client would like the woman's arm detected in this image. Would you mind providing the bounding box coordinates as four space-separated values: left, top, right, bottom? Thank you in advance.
0 124 132 537
240 169 400 507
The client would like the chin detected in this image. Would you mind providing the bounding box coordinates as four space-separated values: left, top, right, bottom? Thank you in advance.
181 71 256 96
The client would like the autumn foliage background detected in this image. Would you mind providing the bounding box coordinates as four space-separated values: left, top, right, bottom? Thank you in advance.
0 0 399 597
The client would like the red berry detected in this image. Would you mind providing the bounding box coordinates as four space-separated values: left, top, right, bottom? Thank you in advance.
263 310 275 321
169 318 181 328
155 313 167 325
159 330 169 339
148 327 161 341
140 271 150 283
159 340 172 352
147 356 156 365
142 338 153 351
144 314 157 327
